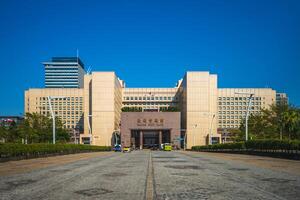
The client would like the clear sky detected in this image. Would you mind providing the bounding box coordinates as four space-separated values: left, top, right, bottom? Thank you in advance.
0 0 299 115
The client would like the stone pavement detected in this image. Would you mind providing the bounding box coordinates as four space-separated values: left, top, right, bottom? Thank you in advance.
0 150 300 200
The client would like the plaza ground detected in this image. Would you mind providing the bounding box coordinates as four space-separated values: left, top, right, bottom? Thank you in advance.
0 151 300 200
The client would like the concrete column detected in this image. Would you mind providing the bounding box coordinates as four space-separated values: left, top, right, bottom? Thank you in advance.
159 130 162 147
140 131 143 150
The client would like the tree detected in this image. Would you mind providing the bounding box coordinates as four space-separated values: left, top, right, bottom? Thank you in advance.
17 113 70 143
238 103 300 141
282 107 300 140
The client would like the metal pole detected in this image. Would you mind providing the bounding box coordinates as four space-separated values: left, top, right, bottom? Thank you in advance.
245 94 254 141
48 96 55 144
87 115 92 144
209 114 215 145
183 133 186 150
114 131 118 145
234 92 254 142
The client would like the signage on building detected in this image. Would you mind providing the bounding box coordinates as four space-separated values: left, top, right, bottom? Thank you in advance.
137 118 164 127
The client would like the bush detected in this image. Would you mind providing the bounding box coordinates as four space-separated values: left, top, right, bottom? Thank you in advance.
0 143 111 159
245 139 300 151
191 139 300 152
192 142 244 151
159 107 180 112
121 107 143 112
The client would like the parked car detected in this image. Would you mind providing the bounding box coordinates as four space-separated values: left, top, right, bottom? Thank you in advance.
122 147 131 153
163 143 172 151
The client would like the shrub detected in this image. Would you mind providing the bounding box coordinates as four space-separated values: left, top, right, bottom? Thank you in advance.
0 143 111 159
191 139 300 152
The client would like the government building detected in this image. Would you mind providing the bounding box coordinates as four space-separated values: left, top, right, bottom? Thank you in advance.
24 57 287 149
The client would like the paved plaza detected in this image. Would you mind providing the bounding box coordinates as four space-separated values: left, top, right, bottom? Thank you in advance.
0 151 300 200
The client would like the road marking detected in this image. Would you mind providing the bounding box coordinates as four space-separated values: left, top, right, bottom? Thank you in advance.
145 151 155 200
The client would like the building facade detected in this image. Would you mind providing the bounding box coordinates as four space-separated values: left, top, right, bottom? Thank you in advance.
276 93 289 105
43 57 85 88
25 69 286 148
24 88 84 130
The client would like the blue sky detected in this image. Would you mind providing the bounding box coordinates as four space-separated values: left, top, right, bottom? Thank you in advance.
0 0 299 115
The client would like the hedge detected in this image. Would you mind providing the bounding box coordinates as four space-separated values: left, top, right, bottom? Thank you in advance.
192 142 245 151
0 143 111 160
191 139 300 152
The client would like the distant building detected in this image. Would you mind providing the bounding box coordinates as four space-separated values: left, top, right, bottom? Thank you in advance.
276 93 289 105
0 116 24 127
43 57 85 88
218 88 276 129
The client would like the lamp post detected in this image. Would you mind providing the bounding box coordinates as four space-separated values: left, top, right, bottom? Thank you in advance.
47 96 66 144
87 114 92 144
234 92 254 141
209 114 216 145
113 130 120 146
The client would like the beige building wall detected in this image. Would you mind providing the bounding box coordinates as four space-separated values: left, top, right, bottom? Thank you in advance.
179 72 219 149
122 88 179 110
217 88 276 129
82 74 92 138
86 72 123 146
24 88 84 130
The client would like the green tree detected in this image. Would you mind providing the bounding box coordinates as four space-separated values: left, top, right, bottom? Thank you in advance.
238 103 300 141
282 107 300 140
18 113 70 143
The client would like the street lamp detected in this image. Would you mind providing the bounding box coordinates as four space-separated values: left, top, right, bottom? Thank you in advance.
234 92 255 141
47 96 66 144
113 130 120 146
87 114 92 144
209 114 216 145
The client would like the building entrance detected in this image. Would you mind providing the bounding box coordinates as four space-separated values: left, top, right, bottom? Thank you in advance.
130 130 171 149
143 131 159 149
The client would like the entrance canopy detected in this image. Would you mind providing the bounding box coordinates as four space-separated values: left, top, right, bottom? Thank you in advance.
120 112 181 149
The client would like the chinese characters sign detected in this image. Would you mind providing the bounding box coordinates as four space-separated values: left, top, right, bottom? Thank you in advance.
137 118 164 126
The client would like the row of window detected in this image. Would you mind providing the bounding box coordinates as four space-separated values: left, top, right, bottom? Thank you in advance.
45 67 79 70
219 106 261 110
218 97 262 101
219 102 262 105
123 102 177 106
219 116 242 119
219 120 241 124
41 103 83 105
219 125 239 128
39 97 83 101
124 96 177 101
219 111 261 115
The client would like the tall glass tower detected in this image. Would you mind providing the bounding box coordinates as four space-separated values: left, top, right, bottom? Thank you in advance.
43 57 85 88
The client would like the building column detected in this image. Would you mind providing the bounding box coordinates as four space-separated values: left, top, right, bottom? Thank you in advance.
140 131 143 150
159 130 162 148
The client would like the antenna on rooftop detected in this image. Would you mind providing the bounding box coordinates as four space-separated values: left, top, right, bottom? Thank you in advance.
86 66 92 75
76 49 79 64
